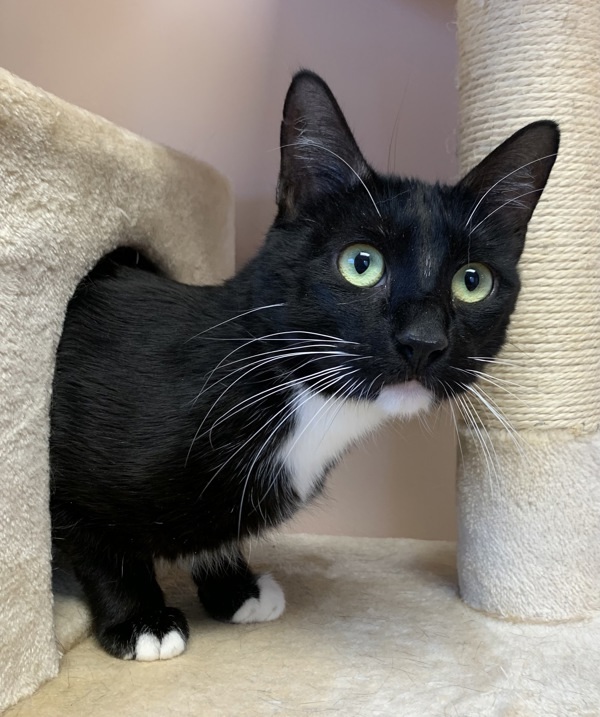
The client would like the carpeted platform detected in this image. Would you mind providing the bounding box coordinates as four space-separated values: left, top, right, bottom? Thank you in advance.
7 535 599 716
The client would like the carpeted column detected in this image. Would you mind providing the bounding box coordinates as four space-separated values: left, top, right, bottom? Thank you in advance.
456 1 600 619
0 68 234 711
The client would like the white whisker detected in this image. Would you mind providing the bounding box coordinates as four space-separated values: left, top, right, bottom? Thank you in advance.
455 392 498 492
442 382 464 464
461 382 527 457
202 368 357 485
468 356 523 367
185 303 284 343
195 331 358 398
459 392 500 492
236 372 359 536
206 360 366 442
280 140 382 218
215 371 359 536
454 367 530 404
319 379 361 441
193 348 361 428
186 360 361 464
278 376 359 469
464 153 557 228
257 375 361 510
361 373 383 401
249 372 360 473
468 188 544 236
195 346 360 406
214 342 341 373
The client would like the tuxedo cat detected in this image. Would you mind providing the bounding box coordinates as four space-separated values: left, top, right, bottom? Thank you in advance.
50 70 559 661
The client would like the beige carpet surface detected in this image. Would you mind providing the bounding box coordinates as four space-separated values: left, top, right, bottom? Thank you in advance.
6 535 599 717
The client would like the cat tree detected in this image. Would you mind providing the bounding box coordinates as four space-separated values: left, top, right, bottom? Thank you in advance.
456 0 600 621
0 67 235 710
2 1 600 714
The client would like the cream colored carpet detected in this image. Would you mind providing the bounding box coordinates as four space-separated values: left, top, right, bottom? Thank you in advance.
6 535 599 716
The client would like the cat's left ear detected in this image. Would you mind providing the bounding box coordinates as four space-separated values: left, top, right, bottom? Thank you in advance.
277 70 372 219
458 121 560 245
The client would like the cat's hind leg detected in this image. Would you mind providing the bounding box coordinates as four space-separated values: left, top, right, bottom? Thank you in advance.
70 543 189 661
192 549 285 624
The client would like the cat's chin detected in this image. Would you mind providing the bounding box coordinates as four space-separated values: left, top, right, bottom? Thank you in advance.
375 380 433 418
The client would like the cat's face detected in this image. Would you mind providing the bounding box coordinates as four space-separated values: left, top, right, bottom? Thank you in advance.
251 71 559 416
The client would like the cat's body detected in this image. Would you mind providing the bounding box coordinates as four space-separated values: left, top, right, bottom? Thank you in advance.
50 71 559 661
52 255 419 555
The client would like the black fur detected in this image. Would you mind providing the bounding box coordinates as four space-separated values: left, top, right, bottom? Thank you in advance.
50 70 559 659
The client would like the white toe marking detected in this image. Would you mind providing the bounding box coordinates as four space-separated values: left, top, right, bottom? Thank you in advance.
135 633 161 661
134 629 186 661
231 574 285 624
159 629 186 660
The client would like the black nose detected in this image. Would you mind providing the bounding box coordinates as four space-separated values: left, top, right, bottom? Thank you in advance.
396 331 448 372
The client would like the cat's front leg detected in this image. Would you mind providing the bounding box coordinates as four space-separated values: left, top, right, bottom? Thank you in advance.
71 545 189 661
192 549 285 624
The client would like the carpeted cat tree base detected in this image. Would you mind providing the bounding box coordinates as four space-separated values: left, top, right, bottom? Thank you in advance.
0 67 234 711
7 535 600 716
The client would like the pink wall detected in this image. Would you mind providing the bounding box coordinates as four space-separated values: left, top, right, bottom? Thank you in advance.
0 0 459 539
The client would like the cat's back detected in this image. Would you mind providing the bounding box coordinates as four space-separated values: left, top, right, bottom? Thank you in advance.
55 250 223 374
61 252 190 338
50 253 220 478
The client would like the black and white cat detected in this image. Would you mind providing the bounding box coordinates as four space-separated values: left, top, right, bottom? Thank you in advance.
50 71 558 661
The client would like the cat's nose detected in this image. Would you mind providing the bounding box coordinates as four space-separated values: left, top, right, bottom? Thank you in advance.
396 331 448 372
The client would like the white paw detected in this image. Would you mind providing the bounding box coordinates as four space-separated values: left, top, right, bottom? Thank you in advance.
134 629 187 661
231 574 286 624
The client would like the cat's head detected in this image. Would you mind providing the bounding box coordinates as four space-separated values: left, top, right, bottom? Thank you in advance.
250 70 559 417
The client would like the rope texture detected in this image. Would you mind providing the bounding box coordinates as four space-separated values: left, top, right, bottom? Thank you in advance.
457 1 600 433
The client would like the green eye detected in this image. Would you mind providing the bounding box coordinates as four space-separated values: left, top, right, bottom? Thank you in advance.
452 263 494 303
338 243 385 288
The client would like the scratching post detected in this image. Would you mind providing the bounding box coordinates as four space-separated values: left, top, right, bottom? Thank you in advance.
456 2 600 619
0 68 234 711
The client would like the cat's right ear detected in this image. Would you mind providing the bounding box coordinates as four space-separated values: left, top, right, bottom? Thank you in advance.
276 70 372 219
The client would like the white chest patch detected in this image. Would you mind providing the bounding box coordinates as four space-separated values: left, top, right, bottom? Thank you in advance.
277 380 433 502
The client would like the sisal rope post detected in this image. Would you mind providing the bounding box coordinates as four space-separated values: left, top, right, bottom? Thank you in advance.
456 1 600 619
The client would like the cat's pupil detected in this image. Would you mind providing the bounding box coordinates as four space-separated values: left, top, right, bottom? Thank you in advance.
354 251 371 274
464 268 480 291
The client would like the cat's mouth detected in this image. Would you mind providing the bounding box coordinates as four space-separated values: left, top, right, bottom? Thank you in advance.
375 379 434 418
